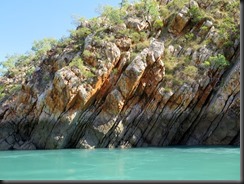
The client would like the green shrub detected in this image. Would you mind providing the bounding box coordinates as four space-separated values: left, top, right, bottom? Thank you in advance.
164 74 174 80
130 52 138 61
117 29 130 37
70 27 91 39
120 0 129 9
26 67 35 77
139 31 148 41
164 54 178 74
58 37 72 48
226 0 240 14
143 0 160 20
173 78 183 86
223 40 234 48
184 56 191 63
69 57 84 70
92 36 104 46
201 25 209 32
164 87 172 93
188 6 205 23
134 40 150 52
9 84 21 94
83 50 93 58
202 39 211 46
71 16 86 27
134 2 144 13
203 61 211 67
130 31 148 43
166 0 189 11
43 75 50 82
69 57 95 78
183 65 198 77
89 17 102 31
0 54 19 71
153 19 164 30
103 35 115 43
0 85 4 92
159 6 170 18
99 5 124 24
185 33 194 41
31 38 58 59
0 92 5 100
130 32 141 43
205 54 229 69
0 53 37 75
112 68 118 75
0 85 5 100
217 17 238 41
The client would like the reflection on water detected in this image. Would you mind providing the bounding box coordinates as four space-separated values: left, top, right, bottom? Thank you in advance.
0 146 240 180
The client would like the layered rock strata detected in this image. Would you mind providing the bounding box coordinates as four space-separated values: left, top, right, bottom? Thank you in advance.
0 0 240 150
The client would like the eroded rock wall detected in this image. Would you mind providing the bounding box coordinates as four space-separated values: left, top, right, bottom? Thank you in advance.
0 0 240 150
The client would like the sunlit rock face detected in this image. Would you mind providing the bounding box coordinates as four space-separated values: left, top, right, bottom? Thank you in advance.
0 0 240 150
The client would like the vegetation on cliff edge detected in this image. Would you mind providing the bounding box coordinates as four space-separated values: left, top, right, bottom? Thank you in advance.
0 0 240 101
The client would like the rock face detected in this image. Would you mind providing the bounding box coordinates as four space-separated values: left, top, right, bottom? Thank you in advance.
0 0 240 150
168 6 190 34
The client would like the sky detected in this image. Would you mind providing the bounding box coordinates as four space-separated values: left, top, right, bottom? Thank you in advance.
0 0 123 63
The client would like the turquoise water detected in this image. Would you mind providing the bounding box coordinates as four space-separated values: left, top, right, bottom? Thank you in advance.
0 146 240 180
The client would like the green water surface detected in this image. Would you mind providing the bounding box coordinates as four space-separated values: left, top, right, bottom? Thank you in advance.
0 146 240 180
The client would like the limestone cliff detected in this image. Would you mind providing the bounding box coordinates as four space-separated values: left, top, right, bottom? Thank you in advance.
0 0 240 150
